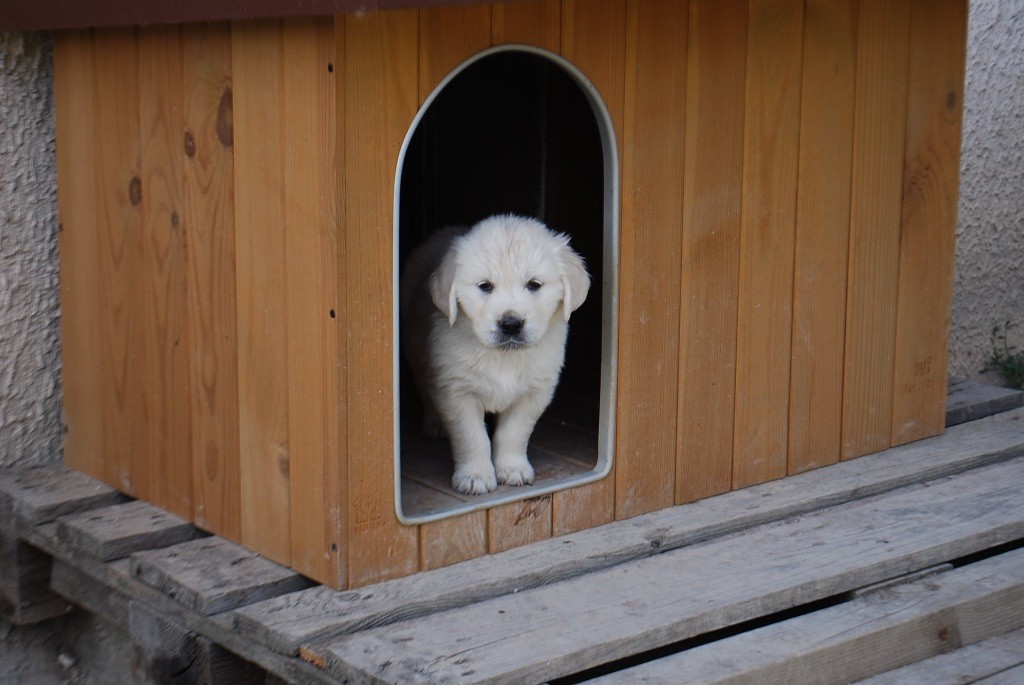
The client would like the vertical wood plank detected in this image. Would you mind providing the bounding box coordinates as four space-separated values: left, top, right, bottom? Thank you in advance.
419 512 487 571
542 0 624 534
344 9 420 588
138 25 193 517
232 19 292 564
492 0 561 50
414 5 494 564
841 0 912 460
675 0 748 503
788 0 858 475
731 0 804 489
610 0 686 518
53 30 103 481
283 16 345 586
419 4 491 96
91 27 143 494
890 0 967 445
488 495 552 555
183 23 241 542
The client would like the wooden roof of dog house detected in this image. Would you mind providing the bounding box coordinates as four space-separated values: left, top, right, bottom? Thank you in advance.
0 0 496 32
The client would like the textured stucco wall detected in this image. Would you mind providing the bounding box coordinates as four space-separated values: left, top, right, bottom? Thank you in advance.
948 0 1024 381
0 32 62 467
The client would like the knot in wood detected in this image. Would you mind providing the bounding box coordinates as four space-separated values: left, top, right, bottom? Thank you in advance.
183 130 196 158
128 176 143 207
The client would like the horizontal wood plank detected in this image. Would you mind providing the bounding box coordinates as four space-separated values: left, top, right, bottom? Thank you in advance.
945 378 1024 427
0 467 127 524
590 547 1024 684
860 626 1024 685
231 407 1024 656
128 537 314 615
313 457 1024 683
56 500 202 561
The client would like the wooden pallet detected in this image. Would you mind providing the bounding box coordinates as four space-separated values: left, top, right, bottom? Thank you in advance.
1 404 1022 683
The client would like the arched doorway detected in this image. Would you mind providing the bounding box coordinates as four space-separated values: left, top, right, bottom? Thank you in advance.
395 46 618 523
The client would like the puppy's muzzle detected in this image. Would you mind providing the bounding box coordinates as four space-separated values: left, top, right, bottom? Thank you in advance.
496 312 526 347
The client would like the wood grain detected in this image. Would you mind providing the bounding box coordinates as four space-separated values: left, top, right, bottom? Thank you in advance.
549 0 624 534
182 22 240 541
138 25 193 517
343 9 420 588
91 27 143 494
731 0 804 489
841 0 912 460
413 6 493 565
232 406 1024 656
53 30 104 482
488 495 552 554
612 0 686 516
231 19 291 563
676 0 748 503
282 16 345 586
419 512 487 571
889 0 967 446
492 0 561 50
317 457 1024 683
788 0 858 475
589 548 1024 684
419 3 491 98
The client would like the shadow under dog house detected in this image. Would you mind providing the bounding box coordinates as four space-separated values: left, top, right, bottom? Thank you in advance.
36 0 965 589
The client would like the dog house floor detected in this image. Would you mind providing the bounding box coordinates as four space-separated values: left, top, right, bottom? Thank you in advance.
400 392 600 519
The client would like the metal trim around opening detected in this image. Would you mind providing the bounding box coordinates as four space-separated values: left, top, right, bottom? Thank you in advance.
392 44 619 526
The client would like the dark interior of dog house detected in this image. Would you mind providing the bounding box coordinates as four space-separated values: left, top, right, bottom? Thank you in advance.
397 49 612 521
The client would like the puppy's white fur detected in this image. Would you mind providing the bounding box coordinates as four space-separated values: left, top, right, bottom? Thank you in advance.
401 215 590 494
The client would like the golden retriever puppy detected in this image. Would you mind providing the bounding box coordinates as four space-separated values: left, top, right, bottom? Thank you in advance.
401 214 590 494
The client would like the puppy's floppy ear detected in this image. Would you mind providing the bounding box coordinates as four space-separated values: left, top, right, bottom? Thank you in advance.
557 238 591 322
429 247 460 326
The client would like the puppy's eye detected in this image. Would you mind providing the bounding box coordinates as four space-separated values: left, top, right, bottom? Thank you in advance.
477 281 494 294
526 279 543 292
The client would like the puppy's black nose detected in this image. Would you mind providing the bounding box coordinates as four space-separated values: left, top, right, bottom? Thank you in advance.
498 313 524 336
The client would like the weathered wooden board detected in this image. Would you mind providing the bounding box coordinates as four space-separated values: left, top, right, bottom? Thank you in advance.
231 407 1024 656
946 378 1024 427
976 665 1024 685
0 467 126 524
859 626 1024 685
128 537 314 615
313 457 1024 683
49 558 335 685
0 531 74 624
56 499 202 561
590 547 1024 684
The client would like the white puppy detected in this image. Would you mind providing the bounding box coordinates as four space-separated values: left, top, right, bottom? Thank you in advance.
401 214 590 494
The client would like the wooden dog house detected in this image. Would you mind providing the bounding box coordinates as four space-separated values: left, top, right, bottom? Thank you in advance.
48 0 966 589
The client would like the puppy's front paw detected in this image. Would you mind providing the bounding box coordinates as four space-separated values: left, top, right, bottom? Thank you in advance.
452 463 498 495
495 455 535 487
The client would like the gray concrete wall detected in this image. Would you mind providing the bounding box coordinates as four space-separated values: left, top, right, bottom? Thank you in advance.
948 0 1024 382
